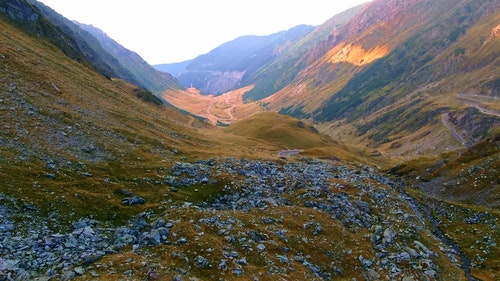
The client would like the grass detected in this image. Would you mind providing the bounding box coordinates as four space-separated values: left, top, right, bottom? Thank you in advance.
224 112 337 150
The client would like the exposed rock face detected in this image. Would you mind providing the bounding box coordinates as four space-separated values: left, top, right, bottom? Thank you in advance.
0 0 39 22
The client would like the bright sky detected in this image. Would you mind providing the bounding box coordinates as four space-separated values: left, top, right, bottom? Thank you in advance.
38 0 370 65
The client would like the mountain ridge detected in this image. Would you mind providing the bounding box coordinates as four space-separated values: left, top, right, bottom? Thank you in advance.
173 24 315 95
1 0 181 96
77 22 182 95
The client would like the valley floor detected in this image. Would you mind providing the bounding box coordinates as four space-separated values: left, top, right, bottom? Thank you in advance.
1 157 498 281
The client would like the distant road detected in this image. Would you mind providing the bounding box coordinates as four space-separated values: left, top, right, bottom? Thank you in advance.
458 93 500 117
441 113 465 146
278 149 303 158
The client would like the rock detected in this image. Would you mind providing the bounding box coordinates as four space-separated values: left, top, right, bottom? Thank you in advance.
359 255 373 268
218 259 228 270
172 274 184 281
74 266 84 275
13 268 30 280
74 226 95 237
414 240 431 256
383 228 396 244
81 144 95 153
424 269 438 278
303 261 321 275
147 268 159 280
232 267 243 276
396 252 411 263
248 230 266 242
121 196 145 205
146 229 162 246
364 269 380 280
313 223 323 235
261 217 276 224
237 257 248 265
277 255 290 265
195 256 208 267
22 202 38 211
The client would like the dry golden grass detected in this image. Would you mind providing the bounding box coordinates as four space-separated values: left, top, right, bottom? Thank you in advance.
162 85 263 125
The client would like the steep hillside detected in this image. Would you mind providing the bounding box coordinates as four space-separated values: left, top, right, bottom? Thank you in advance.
389 129 500 208
0 11 220 224
175 25 314 95
260 0 499 157
0 0 180 96
243 3 367 101
77 22 182 95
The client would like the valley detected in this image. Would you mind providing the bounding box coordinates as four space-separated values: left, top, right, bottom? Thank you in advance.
0 0 499 280
163 85 262 125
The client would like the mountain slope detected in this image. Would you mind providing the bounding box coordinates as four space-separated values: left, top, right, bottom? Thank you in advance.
1 0 180 96
243 3 367 101
0 9 221 225
77 22 182 95
154 59 192 77
260 0 499 157
175 25 315 95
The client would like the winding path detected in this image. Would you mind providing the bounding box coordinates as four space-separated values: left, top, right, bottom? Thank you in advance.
441 113 465 146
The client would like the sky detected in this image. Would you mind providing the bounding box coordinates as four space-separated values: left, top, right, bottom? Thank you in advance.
38 0 370 65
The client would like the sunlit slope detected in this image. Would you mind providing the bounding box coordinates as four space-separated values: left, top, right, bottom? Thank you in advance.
223 112 390 166
163 85 263 125
261 0 499 158
224 112 329 149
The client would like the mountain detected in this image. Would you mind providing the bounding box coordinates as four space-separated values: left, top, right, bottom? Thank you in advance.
154 59 192 77
165 0 499 159
265 0 500 156
174 24 315 95
1 0 180 96
77 22 182 94
242 3 367 101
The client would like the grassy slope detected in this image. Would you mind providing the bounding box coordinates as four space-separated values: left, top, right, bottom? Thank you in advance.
224 112 392 168
0 15 252 228
263 0 499 160
1 14 370 230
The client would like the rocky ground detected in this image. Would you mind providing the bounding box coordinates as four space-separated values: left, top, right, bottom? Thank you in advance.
1 158 498 280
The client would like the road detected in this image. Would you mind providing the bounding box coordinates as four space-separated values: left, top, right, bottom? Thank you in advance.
441 113 465 146
457 93 500 117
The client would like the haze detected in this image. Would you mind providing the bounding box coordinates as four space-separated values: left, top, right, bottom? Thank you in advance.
37 0 370 64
